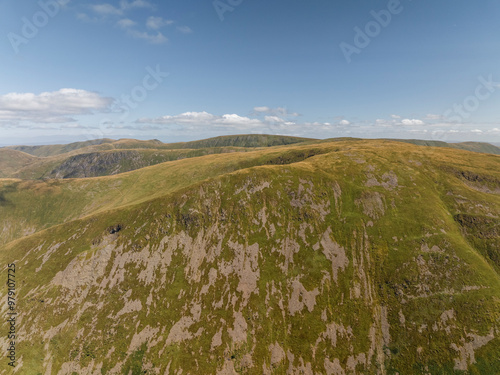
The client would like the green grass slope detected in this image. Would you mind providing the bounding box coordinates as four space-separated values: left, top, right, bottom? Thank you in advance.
0 149 38 178
0 140 499 374
5 138 116 157
3 136 498 183
389 139 500 155
167 134 314 149
1 135 315 180
0 143 331 245
449 141 500 155
11 147 253 180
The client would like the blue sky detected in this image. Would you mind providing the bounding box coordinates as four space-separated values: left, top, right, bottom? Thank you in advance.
1 0 500 145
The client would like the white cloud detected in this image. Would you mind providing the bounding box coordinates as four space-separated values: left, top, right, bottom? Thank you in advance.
391 114 401 119
176 26 193 34
218 114 263 127
253 106 270 112
126 30 167 44
117 18 136 28
401 119 425 126
425 114 442 120
264 116 286 123
339 119 350 125
84 3 178 44
119 0 154 10
146 16 173 30
0 89 113 124
77 13 92 21
89 3 123 16
252 106 300 117
153 111 216 124
135 111 341 136
88 0 153 16
137 111 263 128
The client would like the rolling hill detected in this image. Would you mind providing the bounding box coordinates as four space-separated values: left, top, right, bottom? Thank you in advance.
0 137 499 374
5 138 117 158
2 136 499 183
11 147 255 180
0 149 38 178
5 135 312 158
388 139 500 155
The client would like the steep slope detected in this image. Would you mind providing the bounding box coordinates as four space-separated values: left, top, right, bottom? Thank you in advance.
0 144 330 245
1 135 315 180
11 147 252 180
0 140 498 374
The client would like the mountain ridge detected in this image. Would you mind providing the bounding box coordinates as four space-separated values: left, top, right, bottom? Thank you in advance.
2 135 499 183
0 138 499 373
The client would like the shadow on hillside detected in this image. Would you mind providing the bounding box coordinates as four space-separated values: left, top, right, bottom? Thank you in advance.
0 183 17 207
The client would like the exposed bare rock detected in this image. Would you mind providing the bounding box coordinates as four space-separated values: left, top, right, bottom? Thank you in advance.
288 278 320 315
451 329 495 370
320 227 349 282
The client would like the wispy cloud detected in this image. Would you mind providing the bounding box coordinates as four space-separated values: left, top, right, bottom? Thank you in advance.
137 111 264 128
135 111 336 136
117 18 136 28
89 3 123 16
126 30 167 44
401 119 424 126
176 26 193 34
88 0 153 15
79 2 183 44
252 106 300 117
146 16 174 30
119 0 154 10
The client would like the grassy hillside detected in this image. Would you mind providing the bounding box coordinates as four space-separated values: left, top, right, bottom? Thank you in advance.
0 143 331 245
3 135 499 183
0 149 38 178
1 135 315 180
11 147 253 180
168 134 314 149
449 141 500 155
388 139 500 155
5 138 116 157
0 139 499 374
